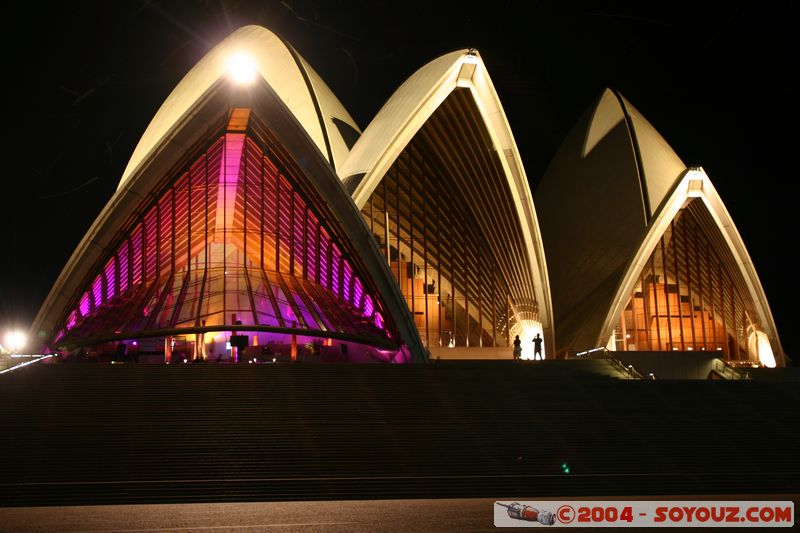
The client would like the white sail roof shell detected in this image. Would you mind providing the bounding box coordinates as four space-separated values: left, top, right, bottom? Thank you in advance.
338 50 554 352
117 25 359 191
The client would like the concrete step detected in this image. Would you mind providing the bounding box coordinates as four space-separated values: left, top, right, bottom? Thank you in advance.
1 362 798 505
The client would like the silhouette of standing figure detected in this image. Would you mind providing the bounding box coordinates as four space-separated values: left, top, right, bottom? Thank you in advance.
512 335 522 361
533 334 543 360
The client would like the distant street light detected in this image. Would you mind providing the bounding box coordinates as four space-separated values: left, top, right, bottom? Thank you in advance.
4 330 27 354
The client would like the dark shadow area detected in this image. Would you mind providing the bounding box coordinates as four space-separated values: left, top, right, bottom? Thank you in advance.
1 362 798 506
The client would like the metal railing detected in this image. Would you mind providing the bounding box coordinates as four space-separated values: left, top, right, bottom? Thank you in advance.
713 358 751 380
0 354 53 375
575 347 653 380
603 350 650 380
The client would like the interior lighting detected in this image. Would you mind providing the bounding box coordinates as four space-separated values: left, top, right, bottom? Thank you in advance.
749 331 776 368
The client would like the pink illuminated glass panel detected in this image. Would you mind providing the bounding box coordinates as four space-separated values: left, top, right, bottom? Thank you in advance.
293 194 305 277
291 290 317 330
318 227 329 288
215 133 244 235
363 294 374 318
118 242 129 293
158 192 173 278
353 277 364 312
342 261 352 303
131 225 143 286
306 212 317 282
105 259 116 301
331 244 341 295
92 275 103 309
172 175 189 271
55 130 394 350
79 292 90 318
144 207 158 283
278 177 292 273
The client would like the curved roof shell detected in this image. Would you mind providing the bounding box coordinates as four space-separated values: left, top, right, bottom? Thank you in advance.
601 166 785 365
537 89 784 364
118 25 359 192
338 50 554 352
32 26 425 361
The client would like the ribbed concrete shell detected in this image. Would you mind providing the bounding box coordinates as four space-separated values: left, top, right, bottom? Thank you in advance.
537 89 784 365
32 26 425 362
338 50 553 354
118 25 360 192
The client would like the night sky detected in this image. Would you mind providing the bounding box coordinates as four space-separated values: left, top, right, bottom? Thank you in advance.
2 1 796 359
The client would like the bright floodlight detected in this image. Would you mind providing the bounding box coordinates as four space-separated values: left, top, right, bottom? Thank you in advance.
518 322 545 360
750 331 776 368
4 330 27 353
227 53 257 84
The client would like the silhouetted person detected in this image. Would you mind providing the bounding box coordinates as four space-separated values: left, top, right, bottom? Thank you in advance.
533 334 543 360
512 335 522 361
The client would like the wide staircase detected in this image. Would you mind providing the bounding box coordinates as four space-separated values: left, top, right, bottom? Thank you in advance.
1 360 798 506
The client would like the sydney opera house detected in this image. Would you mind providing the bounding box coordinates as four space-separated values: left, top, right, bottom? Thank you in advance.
30 25 784 368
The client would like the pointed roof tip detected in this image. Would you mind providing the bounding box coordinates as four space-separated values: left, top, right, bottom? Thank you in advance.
616 92 686 216
336 45 555 351
582 87 686 218
211 24 363 168
336 48 472 183
234 24 270 31
116 23 359 192
583 89 626 158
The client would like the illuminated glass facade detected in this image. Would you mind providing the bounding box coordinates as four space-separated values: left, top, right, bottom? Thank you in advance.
360 89 541 349
611 199 764 361
51 110 399 362
36 27 780 366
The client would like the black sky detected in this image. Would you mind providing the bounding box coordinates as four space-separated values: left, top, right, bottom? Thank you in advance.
2 1 797 358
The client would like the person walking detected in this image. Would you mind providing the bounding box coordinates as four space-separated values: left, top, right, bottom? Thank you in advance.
532 333 543 360
512 335 522 361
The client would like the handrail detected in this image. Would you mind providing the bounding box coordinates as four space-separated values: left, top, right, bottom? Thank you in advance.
0 354 54 375
713 358 751 380
603 350 650 380
575 348 652 380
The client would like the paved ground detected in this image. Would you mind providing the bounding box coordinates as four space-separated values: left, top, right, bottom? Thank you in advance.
1 499 503 532
2 496 796 532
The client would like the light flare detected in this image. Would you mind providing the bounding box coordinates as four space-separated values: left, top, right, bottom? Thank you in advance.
227 53 257 84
